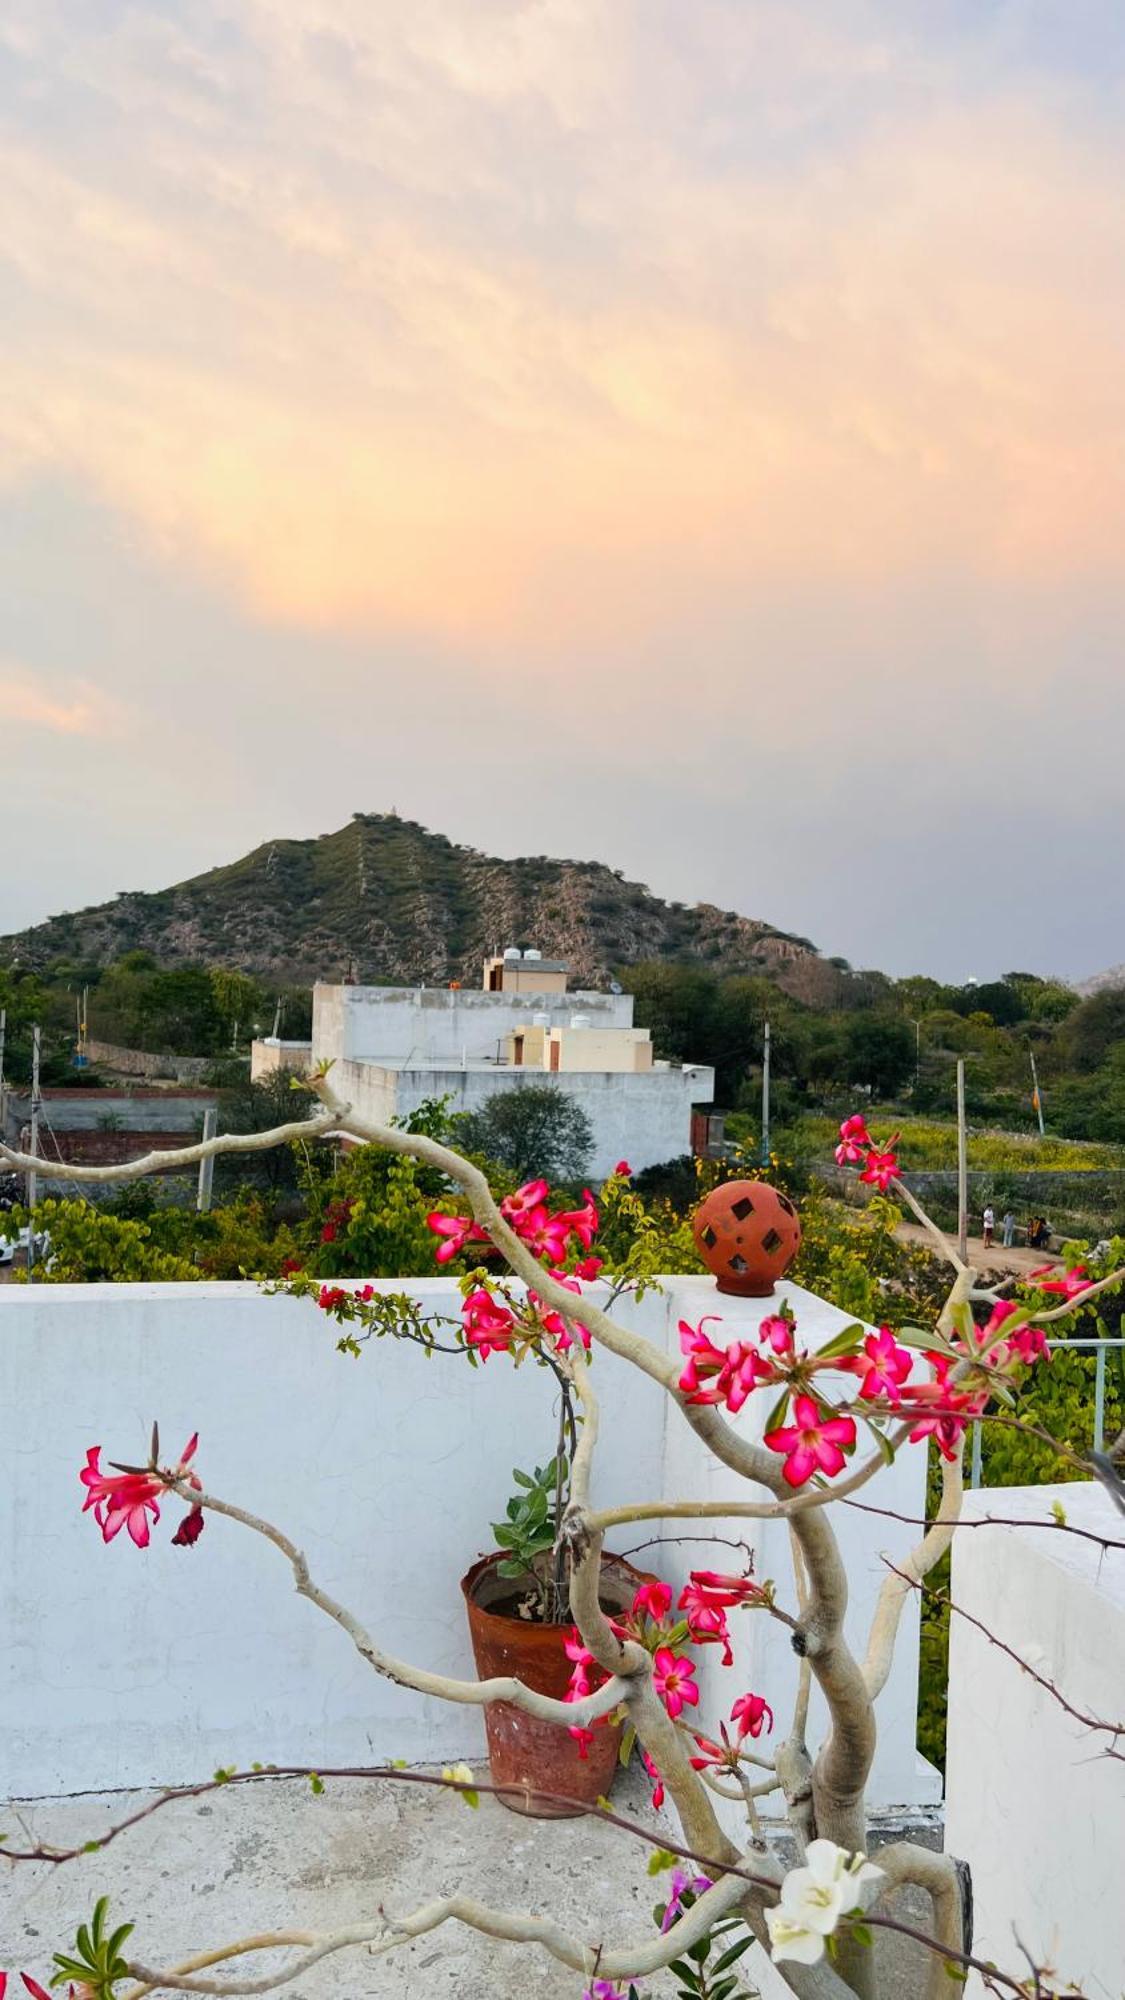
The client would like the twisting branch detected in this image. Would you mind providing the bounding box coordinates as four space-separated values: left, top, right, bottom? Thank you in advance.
167 1476 634 1731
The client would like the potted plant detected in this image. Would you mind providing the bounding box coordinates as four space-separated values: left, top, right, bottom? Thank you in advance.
462 1455 659 1817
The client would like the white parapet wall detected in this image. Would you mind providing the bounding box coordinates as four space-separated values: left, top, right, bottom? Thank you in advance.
945 1482 1125 1997
2 1274 938 1808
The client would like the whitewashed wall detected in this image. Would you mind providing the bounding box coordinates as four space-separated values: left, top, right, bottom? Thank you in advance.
945 1483 1125 1997
2 1275 937 1808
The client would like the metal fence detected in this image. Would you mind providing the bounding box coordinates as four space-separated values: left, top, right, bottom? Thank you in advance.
969 1337 1124 1487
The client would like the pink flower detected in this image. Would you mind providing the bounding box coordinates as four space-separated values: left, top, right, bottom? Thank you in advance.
80 1435 200 1549
317 1284 348 1311
500 1179 551 1224
689 1729 731 1772
18 1976 54 1998
900 1372 988 1461
834 1113 872 1165
632 1580 673 1622
730 1690 774 1740
573 1254 604 1282
758 1313 795 1356
614 1160 632 1178
171 1506 205 1547
852 1326 913 1404
678 1582 734 1663
718 1340 772 1414
677 1317 729 1402
641 1746 665 1810
1025 1264 1091 1301
461 1287 516 1360
979 1299 1021 1342
532 1276 592 1354
687 1569 764 1606
859 1142 900 1191
554 1192 600 1249
1006 1324 1051 1367
764 1395 857 1488
659 1866 713 1931
652 1647 699 1719
584 1982 629 2000
426 1212 488 1264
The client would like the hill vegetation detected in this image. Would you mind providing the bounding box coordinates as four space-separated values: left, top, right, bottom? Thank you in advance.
0 813 846 1003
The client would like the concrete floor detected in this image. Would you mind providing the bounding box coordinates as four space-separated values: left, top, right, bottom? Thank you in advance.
1 1773 943 1998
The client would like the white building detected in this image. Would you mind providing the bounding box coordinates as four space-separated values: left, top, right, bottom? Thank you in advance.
253 951 715 1178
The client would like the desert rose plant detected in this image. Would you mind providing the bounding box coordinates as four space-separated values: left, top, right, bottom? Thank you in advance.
2 1079 1120 2000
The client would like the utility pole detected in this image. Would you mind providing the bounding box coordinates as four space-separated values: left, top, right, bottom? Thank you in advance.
761 1019 771 1168
1029 1047 1046 1139
956 1056 968 1266
27 1024 40 1280
196 1106 218 1212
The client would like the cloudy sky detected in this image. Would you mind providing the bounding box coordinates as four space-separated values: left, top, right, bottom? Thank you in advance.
2 1 1123 981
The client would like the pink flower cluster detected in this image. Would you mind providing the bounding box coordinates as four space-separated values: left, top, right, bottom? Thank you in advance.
563 1571 774 1810
834 1114 900 1190
426 1178 605 1360
79 1434 204 1549
0 1978 57 1999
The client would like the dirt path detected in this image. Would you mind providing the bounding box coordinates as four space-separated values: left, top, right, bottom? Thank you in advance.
895 1222 1069 1279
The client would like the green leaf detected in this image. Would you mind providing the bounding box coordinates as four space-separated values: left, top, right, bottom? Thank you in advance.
815 1321 866 1359
647 1847 677 1875
850 1920 873 1946
309 1772 325 1795
762 1384 792 1434
511 1468 534 1488
710 1932 755 1975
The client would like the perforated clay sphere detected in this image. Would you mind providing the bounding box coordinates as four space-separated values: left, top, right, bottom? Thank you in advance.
691 1180 802 1297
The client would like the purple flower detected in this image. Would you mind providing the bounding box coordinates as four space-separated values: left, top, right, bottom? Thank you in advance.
582 1983 628 2000
660 1867 713 1932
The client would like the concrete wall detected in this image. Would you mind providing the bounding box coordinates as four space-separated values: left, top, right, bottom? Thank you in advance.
313 982 634 1068
85 1040 221 1083
7 1090 219 1135
390 1063 715 1178
250 1037 314 1081
1 1275 936 1808
944 1482 1125 1998
546 1026 654 1073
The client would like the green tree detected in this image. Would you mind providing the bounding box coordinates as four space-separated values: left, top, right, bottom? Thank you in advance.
1064 988 1125 1073
455 1086 593 1184
842 1012 915 1097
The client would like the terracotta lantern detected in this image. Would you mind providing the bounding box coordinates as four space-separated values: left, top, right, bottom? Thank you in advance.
691 1180 801 1298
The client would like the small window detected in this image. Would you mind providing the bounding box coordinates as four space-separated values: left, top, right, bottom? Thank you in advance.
761 1228 782 1255
730 1195 754 1221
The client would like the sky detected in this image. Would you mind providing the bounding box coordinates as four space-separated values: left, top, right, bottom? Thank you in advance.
2 1 1124 984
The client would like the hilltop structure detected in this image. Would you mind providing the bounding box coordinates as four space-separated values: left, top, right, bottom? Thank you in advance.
252 949 715 1177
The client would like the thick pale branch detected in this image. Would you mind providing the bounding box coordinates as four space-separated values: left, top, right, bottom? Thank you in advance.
123 1870 754 1996
179 1481 632 1730
863 1443 964 1701
874 1843 964 2000
0 1112 340 1183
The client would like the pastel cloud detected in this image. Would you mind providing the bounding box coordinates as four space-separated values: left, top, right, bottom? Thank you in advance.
0 4 1123 660
0 666 125 738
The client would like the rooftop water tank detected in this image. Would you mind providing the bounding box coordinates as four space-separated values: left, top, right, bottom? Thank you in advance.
570 1014 591 1029
524 947 543 960
503 946 522 960
533 1013 550 1028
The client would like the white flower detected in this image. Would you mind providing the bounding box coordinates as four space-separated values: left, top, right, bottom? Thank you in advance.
766 1840 885 1966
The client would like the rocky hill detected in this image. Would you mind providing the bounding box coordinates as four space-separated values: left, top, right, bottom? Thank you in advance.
0 815 849 1005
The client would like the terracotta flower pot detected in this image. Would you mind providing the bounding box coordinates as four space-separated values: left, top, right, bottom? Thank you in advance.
692 1179 801 1297
461 1550 654 1818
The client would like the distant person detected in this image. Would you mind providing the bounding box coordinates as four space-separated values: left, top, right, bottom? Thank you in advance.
982 1204 995 1248
1002 1209 1016 1248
